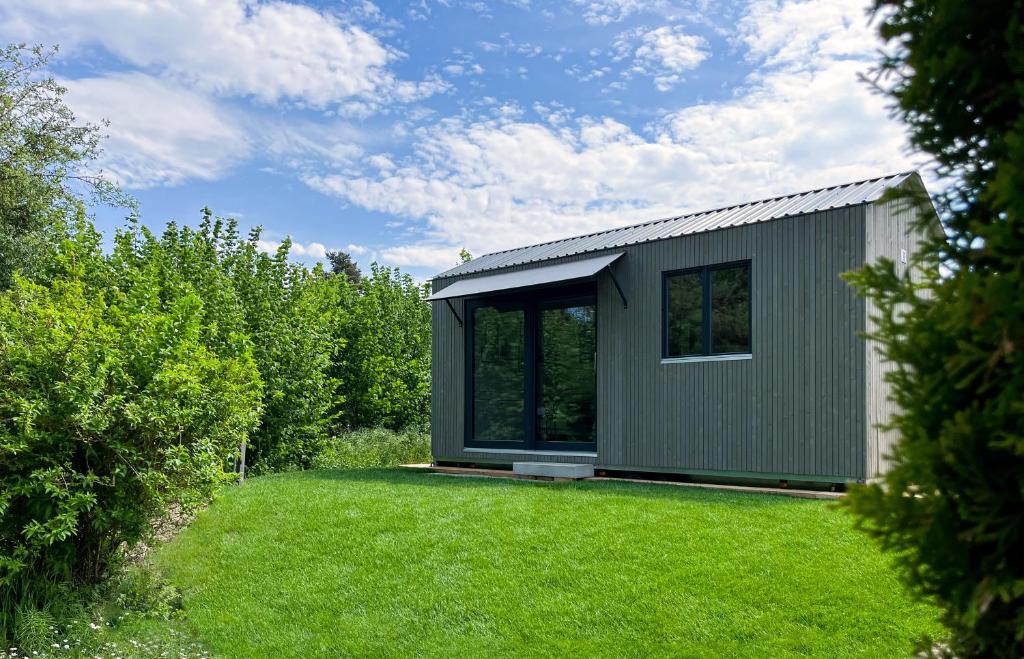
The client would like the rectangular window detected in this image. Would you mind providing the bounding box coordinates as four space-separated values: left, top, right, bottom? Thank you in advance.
663 262 750 358
665 271 703 357
709 266 751 354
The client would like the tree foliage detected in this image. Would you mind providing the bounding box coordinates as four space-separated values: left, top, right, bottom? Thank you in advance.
0 44 130 288
101 210 433 472
107 211 339 473
325 249 362 285
327 263 431 431
0 208 434 636
843 1 1024 655
0 41 433 640
0 222 262 630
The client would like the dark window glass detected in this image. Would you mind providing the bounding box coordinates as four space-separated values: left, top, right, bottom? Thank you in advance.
664 262 751 357
665 272 704 357
710 266 751 353
472 306 525 442
539 303 596 443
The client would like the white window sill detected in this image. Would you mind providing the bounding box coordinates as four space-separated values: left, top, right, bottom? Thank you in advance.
661 353 752 364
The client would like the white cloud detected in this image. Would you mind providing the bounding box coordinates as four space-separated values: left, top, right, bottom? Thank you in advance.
571 1 733 30
307 116 708 258
257 238 328 259
379 244 466 271
738 0 877 69
637 27 708 71
442 51 485 78
258 119 365 170
346 244 369 255
0 1 403 188
0 0 440 108
63 73 250 188
572 0 663 25
306 0 920 271
614 25 710 90
61 73 371 189
474 34 543 57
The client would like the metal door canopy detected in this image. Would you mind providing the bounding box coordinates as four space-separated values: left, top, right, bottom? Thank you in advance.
427 252 624 301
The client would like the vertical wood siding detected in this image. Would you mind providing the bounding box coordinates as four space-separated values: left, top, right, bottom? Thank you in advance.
432 206 870 481
863 189 932 477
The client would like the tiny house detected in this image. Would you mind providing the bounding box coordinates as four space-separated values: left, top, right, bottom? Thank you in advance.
428 172 937 485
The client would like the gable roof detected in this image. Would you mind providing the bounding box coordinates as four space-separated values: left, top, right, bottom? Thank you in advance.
435 171 916 279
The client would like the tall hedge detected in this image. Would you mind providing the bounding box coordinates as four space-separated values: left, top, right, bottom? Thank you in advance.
0 224 263 630
843 1 1024 655
328 263 431 431
1 40 434 637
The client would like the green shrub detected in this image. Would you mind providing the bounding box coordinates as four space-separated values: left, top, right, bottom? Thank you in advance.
0 266 262 636
107 214 433 473
843 1 1024 655
105 215 336 474
311 427 431 470
327 264 431 433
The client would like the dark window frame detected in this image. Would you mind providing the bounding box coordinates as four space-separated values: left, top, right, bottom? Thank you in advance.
463 282 598 452
662 260 752 359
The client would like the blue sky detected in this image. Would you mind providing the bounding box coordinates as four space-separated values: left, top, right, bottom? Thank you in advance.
1 0 926 279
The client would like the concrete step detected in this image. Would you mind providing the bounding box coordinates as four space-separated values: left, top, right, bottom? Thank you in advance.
512 462 594 479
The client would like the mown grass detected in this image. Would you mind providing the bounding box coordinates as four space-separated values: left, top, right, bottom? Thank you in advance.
153 469 942 657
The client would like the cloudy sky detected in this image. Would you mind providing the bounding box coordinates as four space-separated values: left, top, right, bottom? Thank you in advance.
0 0 927 279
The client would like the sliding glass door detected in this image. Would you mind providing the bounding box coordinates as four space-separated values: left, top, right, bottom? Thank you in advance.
466 288 596 451
470 303 526 444
537 297 596 449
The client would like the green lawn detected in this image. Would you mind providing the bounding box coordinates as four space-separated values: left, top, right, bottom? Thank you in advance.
153 469 941 657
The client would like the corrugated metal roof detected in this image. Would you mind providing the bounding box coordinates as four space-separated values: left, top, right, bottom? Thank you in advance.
435 171 915 279
428 252 623 300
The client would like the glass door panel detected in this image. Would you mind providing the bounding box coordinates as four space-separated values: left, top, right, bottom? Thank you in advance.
471 305 526 444
537 299 596 447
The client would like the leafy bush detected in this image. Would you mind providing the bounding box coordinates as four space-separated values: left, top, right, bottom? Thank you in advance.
843 0 1024 655
106 214 432 473
111 214 338 473
310 427 431 470
1 40 434 641
327 264 431 432
0 246 262 633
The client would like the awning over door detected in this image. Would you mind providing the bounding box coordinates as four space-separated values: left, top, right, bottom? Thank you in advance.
427 252 624 301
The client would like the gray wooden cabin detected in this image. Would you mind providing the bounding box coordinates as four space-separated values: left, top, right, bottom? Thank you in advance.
428 172 936 485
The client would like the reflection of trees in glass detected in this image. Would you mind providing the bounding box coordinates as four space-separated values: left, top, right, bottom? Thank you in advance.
666 266 750 356
473 306 525 441
711 266 750 353
540 304 596 443
666 273 703 356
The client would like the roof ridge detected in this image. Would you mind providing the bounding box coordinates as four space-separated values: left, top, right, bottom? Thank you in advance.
436 170 916 278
